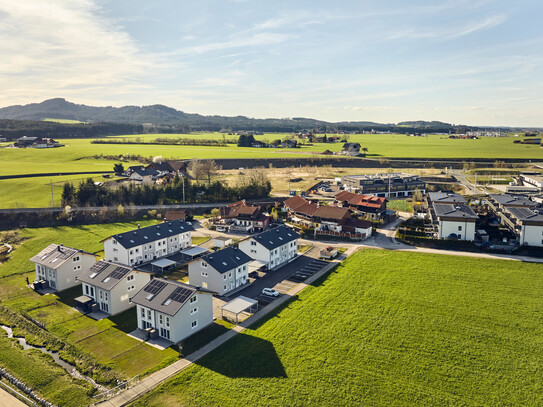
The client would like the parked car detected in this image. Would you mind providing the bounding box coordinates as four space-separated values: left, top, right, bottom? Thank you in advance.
262 288 280 297
249 271 259 279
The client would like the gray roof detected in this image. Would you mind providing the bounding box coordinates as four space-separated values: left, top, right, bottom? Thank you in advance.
506 207 543 223
251 225 300 250
429 192 466 204
30 244 95 269
77 260 143 291
433 203 478 219
201 247 252 274
342 142 360 150
489 194 535 207
133 168 159 177
108 220 195 249
131 278 215 316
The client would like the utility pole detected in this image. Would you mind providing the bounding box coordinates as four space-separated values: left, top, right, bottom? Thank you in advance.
388 175 391 198
182 177 185 204
50 180 54 207
289 175 291 196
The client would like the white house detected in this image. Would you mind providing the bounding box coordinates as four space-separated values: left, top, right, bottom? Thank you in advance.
131 278 215 343
238 226 300 270
130 168 159 184
103 220 194 267
188 246 252 296
76 260 151 315
30 244 97 292
432 203 478 241
213 236 233 248
504 207 543 247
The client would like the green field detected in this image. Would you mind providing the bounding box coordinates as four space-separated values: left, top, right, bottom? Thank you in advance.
43 118 87 124
133 249 543 407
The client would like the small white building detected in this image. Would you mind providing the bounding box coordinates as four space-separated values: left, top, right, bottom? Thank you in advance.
188 246 252 296
238 226 300 270
103 220 194 267
30 244 97 292
76 260 151 315
131 278 215 343
505 207 543 247
432 203 478 241
213 236 233 248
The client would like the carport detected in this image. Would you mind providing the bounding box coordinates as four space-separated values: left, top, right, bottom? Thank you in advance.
220 295 258 323
181 246 208 259
150 258 177 273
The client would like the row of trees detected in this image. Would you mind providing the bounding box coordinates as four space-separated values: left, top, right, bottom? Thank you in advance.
61 170 272 207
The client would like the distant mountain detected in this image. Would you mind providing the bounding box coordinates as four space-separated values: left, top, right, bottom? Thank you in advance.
0 98 481 133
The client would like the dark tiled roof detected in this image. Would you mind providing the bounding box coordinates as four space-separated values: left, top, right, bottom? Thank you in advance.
30 244 95 269
251 225 299 250
433 203 478 219
77 260 141 291
133 168 159 177
201 247 252 274
506 207 543 222
428 192 466 204
341 217 372 229
108 220 194 249
489 194 535 207
131 278 214 316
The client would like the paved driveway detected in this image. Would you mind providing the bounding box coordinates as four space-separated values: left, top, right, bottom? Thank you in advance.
227 248 323 300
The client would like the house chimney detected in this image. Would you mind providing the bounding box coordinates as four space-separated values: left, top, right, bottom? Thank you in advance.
138 224 141 229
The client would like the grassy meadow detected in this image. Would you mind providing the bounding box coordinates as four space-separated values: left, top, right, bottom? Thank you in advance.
133 249 543 407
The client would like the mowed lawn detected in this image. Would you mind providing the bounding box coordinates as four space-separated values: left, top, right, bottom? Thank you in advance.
133 249 543 407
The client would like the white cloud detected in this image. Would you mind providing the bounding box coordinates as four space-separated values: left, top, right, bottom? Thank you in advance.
0 0 154 104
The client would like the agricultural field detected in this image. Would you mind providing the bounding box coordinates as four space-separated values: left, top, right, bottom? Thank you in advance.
0 221 181 392
133 249 543 407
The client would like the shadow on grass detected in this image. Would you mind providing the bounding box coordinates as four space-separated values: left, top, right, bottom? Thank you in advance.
109 308 138 333
56 285 84 307
174 321 232 357
195 333 287 379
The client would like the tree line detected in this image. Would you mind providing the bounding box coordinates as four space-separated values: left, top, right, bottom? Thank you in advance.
61 171 272 207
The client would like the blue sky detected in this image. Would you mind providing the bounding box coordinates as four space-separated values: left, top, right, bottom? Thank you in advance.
1 0 542 126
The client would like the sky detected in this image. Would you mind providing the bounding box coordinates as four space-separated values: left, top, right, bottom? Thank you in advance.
0 0 542 127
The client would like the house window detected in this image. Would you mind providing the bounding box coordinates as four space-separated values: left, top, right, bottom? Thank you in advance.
190 295 197 304
141 308 145 318
147 310 151 319
73 256 80 262
113 240 117 245
166 317 170 327
458 226 462 231
127 275 134 281
202 262 208 268
104 292 108 301
128 285 135 291
201 271 208 277
159 314 163 324
135 248 139 253
251 241 256 246
74 265 81 271
191 320 198 329
114 257 118 262
223 285 227 290
130 250 133 255
191 307 198 315
223 275 227 280
84 285 89 295
251 249 256 254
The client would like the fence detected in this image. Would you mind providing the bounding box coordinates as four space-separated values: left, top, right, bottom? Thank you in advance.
91 374 140 403
315 230 366 240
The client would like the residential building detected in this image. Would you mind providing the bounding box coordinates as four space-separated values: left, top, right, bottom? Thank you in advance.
342 173 426 198
341 142 361 156
103 220 194 266
188 246 252 295
431 203 478 240
122 165 144 177
218 200 269 233
334 191 387 219
14 136 41 148
76 261 151 315
280 140 297 148
487 194 535 213
30 244 97 292
130 168 159 184
146 161 189 177
502 207 543 247
519 173 543 191
239 226 300 270
164 210 187 221
131 278 215 343
427 192 466 206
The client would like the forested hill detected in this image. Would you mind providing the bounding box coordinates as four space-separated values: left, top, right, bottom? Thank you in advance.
0 98 487 134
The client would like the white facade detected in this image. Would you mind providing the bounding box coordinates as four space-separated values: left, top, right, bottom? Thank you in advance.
34 253 96 292
80 270 151 315
135 292 213 343
104 232 191 266
518 224 543 247
239 238 298 270
438 219 476 241
188 259 249 296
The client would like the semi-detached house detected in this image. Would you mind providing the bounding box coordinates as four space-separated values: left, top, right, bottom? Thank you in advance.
103 220 194 266
76 260 151 316
131 278 215 343
188 246 252 295
30 244 97 292
239 226 300 270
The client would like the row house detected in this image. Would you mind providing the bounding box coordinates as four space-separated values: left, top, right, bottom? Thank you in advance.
334 191 387 219
30 244 97 292
188 246 252 296
103 220 194 267
131 278 214 343
431 202 478 241
76 260 151 316
238 226 300 270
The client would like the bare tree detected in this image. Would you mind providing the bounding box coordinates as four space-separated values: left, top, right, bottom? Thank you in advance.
201 160 221 184
189 159 205 184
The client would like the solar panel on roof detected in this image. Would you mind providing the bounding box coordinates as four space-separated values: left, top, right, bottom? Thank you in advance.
109 266 130 280
144 279 167 294
89 262 109 274
169 287 192 304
